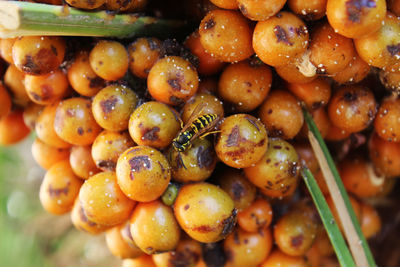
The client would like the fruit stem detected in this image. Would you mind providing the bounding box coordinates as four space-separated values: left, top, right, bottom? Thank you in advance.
0 1 188 39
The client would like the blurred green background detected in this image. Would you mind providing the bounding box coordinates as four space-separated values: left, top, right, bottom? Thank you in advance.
0 136 120 267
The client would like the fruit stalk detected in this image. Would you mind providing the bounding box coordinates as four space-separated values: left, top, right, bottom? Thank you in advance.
0 1 188 38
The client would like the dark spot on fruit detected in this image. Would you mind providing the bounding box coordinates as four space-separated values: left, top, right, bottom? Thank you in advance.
232 182 244 201
121 222 133 240
78 206 88 223
22 55 40 75
66 109 75 117
225 147 247 159
291 234 304 247
40 84 53 101
267 109 273 114
128 155 151 179
266 158 271 163
274 26 293 46
168 78 182 91
243 238 249 244
269 128 284 137
78 205 97 227
77 127 84 135
204 18 216 30
169 248 199 267
127 147 142 154
343 91 357 102
120 0 131 8
88 76 104 88
267 181 273 186
48 182 70 197
233 230 240 244
257 138 265 147
192 225 215 233
346 0 376 22
50 45 58 56
168 72 184 92
197 145 214 169
245 116 260 132
100 95 118 114
141 126 160 141
184 204 190 210
226 125 240 147
30 92 42 102
97 160 116 171
36 48 58 72
282 185 291 194
98 61 103 65
387 43 400 57
238 4 248 15
158 160 165 173
245 81 252 87
273 145 282 149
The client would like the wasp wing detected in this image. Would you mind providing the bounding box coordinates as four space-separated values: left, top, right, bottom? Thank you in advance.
179 102 208 134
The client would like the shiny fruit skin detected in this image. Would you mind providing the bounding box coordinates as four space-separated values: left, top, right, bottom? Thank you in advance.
215 114 268 169
174 182 237 243
54 97 102 146
105 223 143 259
89 40 129 81
0 110 31 146
31 138 70 170
92 84 138 132
224 227 273 267
39 160 83 215
130 200 181 254
79 171 136 226
128 101 180 149
147 56 199 106
116 146 171 202
244 138 300 195
12 36 65 75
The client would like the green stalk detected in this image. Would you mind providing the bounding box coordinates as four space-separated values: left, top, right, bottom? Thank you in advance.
301 167 355 267
303 108 376 267
0 1 188 38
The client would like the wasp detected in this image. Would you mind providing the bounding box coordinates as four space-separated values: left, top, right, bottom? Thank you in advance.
172 103 220 152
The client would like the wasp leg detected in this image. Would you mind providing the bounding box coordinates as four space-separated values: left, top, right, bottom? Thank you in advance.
178 152 187 170
178 117 184 129
199 130 221 139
